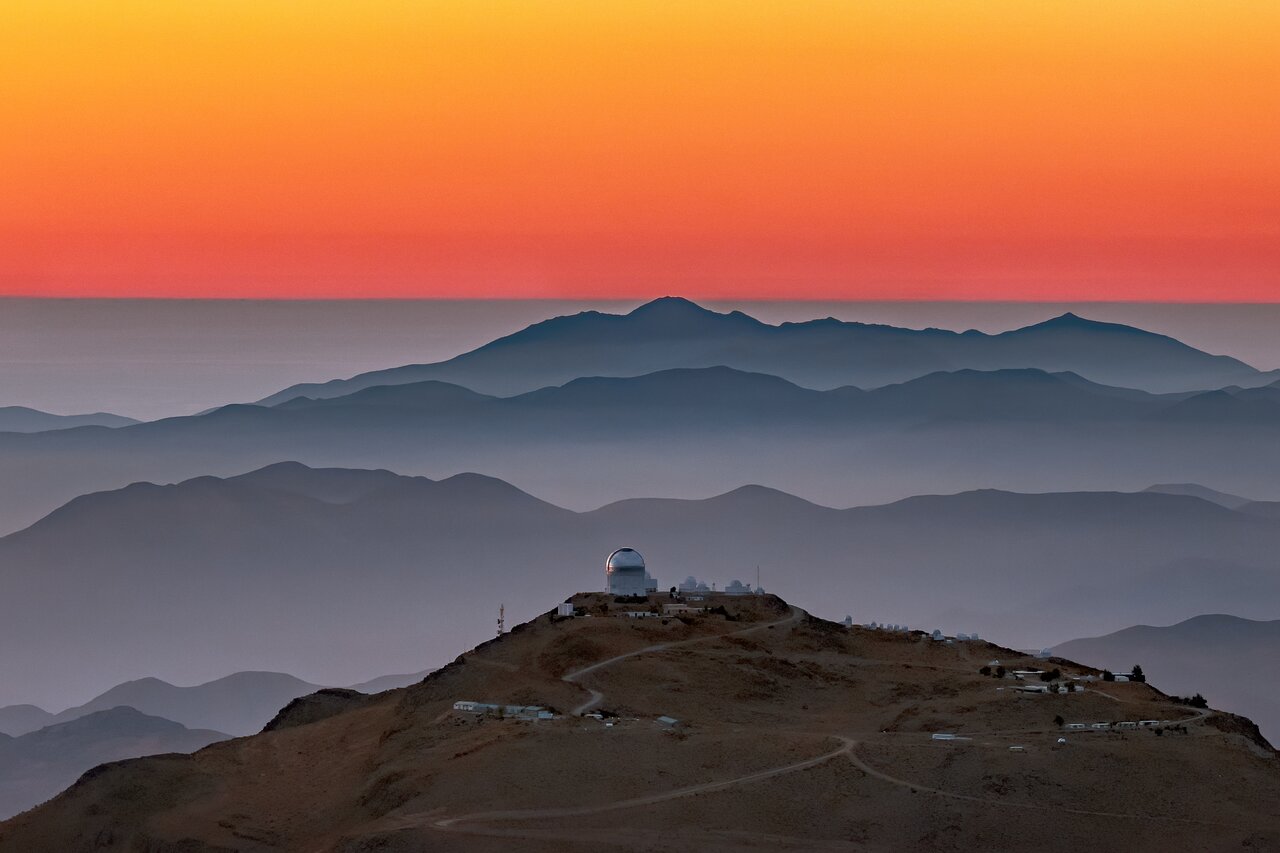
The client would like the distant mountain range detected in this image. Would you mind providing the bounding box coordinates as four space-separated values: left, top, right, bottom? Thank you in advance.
0 669 435 738
0 406 137 433
3 462 1279 711
1 363 1278 534
0 707 226 820
1057 615 1280 744
252 297 1280 403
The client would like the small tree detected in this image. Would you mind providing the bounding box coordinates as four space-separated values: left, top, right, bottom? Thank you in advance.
1053 714 1065 727
995 666 1006 679
979 665 991 677
1190 693 1208 709
1131 664 1146 683
1102 670 1115 682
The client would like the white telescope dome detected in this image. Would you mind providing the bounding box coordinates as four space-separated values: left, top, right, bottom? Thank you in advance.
606 548 645 573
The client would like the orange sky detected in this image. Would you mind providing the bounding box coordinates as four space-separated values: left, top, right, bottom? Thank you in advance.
2 1 1278 300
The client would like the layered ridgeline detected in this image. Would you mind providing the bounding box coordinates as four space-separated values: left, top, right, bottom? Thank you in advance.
0 707 226 821
0 670 434 739
1 595 1275 852
4 462 1280 732
1058 616 1280 747
0 670 434 821
253 297 1280 402
0 406 137 433
1 363 1280 534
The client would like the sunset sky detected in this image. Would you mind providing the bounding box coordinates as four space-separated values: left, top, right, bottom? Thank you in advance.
2 1 1277 300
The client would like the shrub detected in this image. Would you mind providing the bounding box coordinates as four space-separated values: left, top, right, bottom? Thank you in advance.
1170 693 1209 709
979 666 991 676
1102 670 1115 682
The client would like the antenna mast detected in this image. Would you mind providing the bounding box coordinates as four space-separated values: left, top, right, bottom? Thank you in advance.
497 603 505 637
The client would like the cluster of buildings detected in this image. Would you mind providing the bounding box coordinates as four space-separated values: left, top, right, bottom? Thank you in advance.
605 549 764 597
1063 720 1163 731
850 620 982 644
451 701 554 721
858 620 912 633
459 548 770 724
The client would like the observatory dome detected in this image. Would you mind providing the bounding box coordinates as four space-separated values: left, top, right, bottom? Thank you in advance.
606 548 645 573
605 548 651 596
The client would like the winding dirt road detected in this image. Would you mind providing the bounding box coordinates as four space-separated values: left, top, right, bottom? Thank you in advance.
843 741 1236 828
433 736 853 829
387 606 1235 843
562 605 802 716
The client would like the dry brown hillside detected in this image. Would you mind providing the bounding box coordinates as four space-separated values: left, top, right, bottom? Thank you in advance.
1 593 1276 852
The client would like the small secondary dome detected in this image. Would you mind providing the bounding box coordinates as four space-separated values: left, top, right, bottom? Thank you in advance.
606 548 645 573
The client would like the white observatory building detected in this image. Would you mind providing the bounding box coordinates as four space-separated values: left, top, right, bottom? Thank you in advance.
606 548 656 596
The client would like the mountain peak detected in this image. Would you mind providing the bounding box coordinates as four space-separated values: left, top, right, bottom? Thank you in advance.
1035 311 1118 330
624 297 761 330
627 296 712 316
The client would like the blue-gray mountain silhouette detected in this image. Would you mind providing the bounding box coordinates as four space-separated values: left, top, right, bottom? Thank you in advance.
1143 483 1255 509
0 406 137 433
0 707 226 820
252 297 1279 404
3 463 1279 717
0 669 434 738
2 365 1279 536
0 705 54 738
